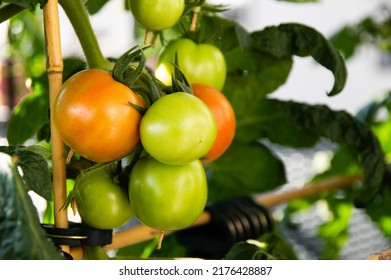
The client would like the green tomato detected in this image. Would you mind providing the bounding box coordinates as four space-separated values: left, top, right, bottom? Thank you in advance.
155 38 227 90
128 157 207 230
140 92 217 165
129 0 185 31
73 164 133 230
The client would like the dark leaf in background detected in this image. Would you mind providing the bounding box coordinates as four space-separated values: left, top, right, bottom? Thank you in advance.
223 231 298 260
206 141 286 202
0 153 62 259
223 240 274 260
0 145 52 201
251 23 347 96
330 26 361 60
84 0 110 15
0 0 47 10
272 99 387 207
6 81 49 145
232 97 319 147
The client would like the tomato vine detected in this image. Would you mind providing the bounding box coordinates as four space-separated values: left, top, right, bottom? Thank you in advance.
1 0 391 261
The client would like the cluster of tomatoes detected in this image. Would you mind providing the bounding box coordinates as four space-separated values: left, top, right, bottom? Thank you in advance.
51 0 236 234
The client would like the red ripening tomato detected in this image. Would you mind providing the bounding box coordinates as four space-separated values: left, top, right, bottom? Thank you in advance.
53 69 145 163
192 83 236 163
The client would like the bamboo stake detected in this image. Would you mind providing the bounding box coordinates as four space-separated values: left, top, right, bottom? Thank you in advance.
43 0 69 253
104 173 362 251
367 248 391 260
256 173 363 208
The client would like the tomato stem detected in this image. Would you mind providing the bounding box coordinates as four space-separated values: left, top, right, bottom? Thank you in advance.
151 32 159 47
190 13 198 32
157 230 165 250
66 149 74 164
144 29 150 45
190 6 201 32
58 0 113 71
71 197 77 216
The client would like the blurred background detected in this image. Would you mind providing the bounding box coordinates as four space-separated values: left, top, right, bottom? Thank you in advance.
1 0 391 259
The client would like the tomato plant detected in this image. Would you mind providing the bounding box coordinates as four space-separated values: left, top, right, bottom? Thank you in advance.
140 92 217 165
129 0 185 31
128 156 207 230
192 83 236 163
155 38 227 91
53 69 145 163
3 0 390 262
72 164 134 230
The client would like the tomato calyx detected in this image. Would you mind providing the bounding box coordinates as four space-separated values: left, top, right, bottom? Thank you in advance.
182 1 229 39
112 46 164 106
170 53 193 94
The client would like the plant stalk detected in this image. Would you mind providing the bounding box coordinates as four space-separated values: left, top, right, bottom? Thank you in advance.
43 0 69 253
58 0 112 71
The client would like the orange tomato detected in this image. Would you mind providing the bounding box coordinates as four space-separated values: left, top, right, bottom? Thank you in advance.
53 69 145 162
192 83 236 163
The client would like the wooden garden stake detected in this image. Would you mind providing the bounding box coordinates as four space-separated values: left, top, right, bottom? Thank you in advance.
367 248 391 260
43 0 69 252
256 173 363 208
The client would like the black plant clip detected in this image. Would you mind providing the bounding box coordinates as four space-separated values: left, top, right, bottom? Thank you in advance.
42 222 113 247
175 196 274 258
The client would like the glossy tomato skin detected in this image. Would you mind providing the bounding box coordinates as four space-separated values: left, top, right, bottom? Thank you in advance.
53 69 145 163
130 0 185 31
140 92 217 165
74 165 134 230
128 157 207 230
192 84 236 163
155 38 226 91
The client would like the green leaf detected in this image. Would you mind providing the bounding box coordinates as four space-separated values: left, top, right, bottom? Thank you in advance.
170 53 192 94
330 26 361 60
223 240 274 260
206 141 286 201
318 202 353 260
232 97 319 147
192 13 240 45
0 0 47 11
6 78 49 145
366 187 391 238
0 152 63 259
0 4 25 23
0 145 52 201
62 57 87 81
224 51 293 99
258 231 299 260
251 23 347 96
84 0 109 15
222 236 298 260
273 99 387 207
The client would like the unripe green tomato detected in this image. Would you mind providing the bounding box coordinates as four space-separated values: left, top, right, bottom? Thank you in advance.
140 92 217 165
130 0 185 31
128 157 208 230
155 38 227 91
73 165 134 230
